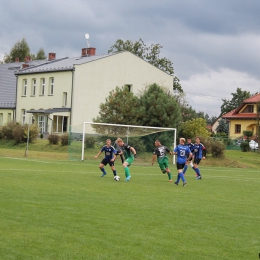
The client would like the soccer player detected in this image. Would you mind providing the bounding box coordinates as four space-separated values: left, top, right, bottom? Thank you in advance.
94 139 117 177
173 138 192 186
151 140 173 182
192 136 206 179
183 138 194 175
116 138 137 182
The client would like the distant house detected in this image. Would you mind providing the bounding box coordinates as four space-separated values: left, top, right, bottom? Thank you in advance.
221 93 260 139
0 57 44 126
15 48 174 134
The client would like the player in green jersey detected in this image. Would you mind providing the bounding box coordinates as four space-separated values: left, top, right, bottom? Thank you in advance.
151 140 173 182
116 138 137 182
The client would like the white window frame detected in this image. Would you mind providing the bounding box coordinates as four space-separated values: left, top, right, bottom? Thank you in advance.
31 79 36 96
40 78 45 96
49 77 54 95
23 79 27 96
62 92 67 107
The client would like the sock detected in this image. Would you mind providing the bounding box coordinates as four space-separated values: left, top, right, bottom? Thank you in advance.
192 166 198 176
176 174 181 183
113 170 117 176
167 172 172 180
190 162 194 167
179 172 186 182
183 165 188 174
101 168 106 174
124 167 130 178
195 168 201 177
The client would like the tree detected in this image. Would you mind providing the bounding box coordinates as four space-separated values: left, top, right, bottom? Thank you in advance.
181 118 210 139
220 88 252 116
4 38 30 63
3 38 46 63
93 86 142 126
139 83 181 128
36 48 47 60
108 38 183 93
216 119 228 134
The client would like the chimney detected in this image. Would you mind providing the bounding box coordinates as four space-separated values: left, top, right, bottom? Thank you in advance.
48 52 56 61
81 47 96 57
87 47 96 56
22 64 30 69
24 56 31 62
15 57 19 62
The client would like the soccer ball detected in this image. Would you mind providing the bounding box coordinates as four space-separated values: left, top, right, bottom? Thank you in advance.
114 175 120 181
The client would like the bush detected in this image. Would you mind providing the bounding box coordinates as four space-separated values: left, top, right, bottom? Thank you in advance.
48 134 60 145
210 140 225 158
24 124 39 143
12 124 25 144
1 121 17 139
85 137 96 148
240 141 249 152
60 134 69 146
40 133 43 139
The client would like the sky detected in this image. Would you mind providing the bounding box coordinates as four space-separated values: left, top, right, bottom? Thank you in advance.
1 0 260 117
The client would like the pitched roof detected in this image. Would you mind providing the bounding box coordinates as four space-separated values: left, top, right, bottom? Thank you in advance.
15 54 111 75
243 93 260 103
221 93 260 120
0 60 45 108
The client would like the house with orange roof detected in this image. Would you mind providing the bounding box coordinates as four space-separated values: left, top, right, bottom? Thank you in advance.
222 93 260 139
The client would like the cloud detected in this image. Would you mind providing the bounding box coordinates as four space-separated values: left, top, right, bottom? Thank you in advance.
182 68 260 116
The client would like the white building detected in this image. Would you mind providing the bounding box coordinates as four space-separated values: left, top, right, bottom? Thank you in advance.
15 48 174 134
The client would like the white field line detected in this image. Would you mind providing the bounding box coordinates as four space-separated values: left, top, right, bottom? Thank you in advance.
2 169 260 181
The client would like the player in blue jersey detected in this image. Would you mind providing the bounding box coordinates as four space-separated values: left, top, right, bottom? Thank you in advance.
173 138 193 186
192 136 206 179
183 138 194 175
94 139 117 177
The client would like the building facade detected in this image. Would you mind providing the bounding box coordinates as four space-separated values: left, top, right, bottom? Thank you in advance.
15 48 174 134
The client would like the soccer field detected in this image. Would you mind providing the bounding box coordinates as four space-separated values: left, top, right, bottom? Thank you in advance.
0 156 259 260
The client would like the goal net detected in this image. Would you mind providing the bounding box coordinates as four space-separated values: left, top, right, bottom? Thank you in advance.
69 122 177 164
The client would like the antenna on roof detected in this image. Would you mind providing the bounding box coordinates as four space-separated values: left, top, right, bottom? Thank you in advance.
85 33 90 48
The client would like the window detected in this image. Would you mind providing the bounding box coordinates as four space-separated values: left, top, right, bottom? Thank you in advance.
22 110 26 125
31 79 36 96
8 113 11 122
22 79 27 96
242 105 254 113
40 78 45 95
53 116 68 133
62 92 67 107
0 113 3 125
125 84 132 92
235 124 241 134
49 78 54 95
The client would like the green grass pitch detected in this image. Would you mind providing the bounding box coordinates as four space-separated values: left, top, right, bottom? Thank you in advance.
0 157 259 259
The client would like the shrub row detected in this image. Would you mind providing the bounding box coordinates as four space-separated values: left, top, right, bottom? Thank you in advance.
0 121 38 143
48 134 69 146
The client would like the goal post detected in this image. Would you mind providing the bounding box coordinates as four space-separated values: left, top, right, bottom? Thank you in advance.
81 122 177 163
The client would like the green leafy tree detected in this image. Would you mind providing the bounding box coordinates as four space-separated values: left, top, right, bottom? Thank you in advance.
36 48 47 60
207 116 218 125
180 105 197 122
93 86 141 126
3 38 46 63
108 38 182 93
216 119 229 134
139 83 181 128
220 88 252 116
4 38 30 63
181 118 210 139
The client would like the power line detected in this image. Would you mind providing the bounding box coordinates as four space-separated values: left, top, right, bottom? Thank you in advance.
185 92 228 101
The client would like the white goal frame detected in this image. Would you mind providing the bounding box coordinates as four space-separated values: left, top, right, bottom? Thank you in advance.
81 122 177 163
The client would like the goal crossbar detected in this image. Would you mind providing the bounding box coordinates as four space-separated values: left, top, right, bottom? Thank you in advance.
81 122 177 162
